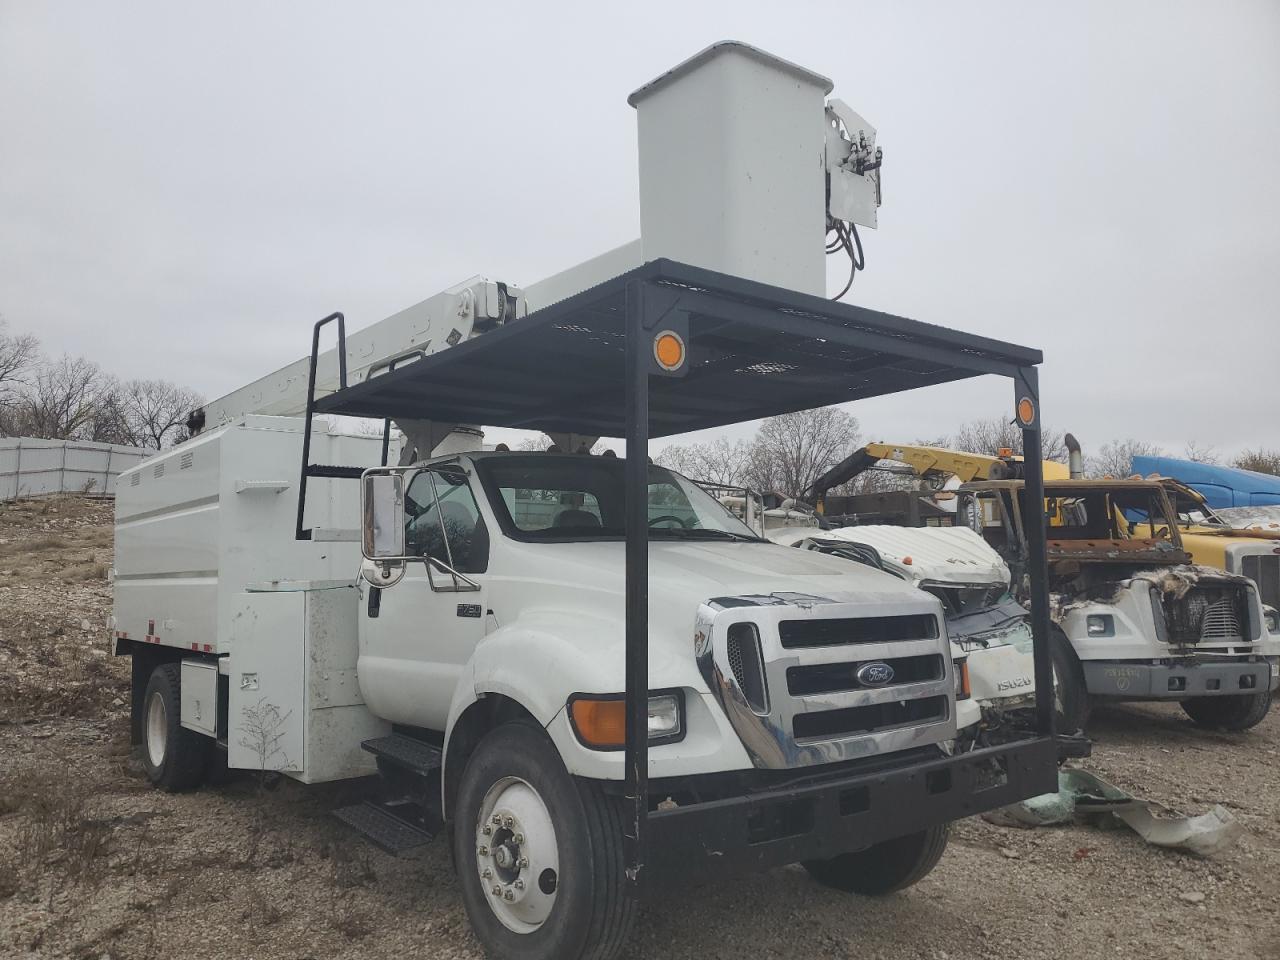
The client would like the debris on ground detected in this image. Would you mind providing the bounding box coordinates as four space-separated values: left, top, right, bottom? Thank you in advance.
986 768 1244 857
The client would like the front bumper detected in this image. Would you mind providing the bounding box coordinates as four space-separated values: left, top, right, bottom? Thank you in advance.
639 736 1058 888
1082 660 1270 699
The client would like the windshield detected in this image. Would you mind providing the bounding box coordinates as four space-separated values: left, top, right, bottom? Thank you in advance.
474 454 762 542
1033 486 1178 542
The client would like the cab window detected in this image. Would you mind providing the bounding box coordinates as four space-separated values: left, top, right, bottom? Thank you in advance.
404 471 489 573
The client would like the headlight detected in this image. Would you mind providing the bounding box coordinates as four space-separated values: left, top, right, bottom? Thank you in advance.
1086 614 1114 637
1265 606 1280 635
568 692 685 749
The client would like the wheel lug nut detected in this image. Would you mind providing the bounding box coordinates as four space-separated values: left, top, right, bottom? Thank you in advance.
503 816 513 829
514 879 525 890
478 845 489 856
491 884 502 897
482 868 492 879
518 856 528 869
513 832 524 844
491 814 502 826
503 889 515 901
482 825 492 836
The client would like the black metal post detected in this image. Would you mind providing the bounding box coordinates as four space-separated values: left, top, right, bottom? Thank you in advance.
622 280 649 886
295 312 346 541
1016 367 1056 737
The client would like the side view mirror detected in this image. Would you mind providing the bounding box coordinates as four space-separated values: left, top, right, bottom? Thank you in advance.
362 472 407 559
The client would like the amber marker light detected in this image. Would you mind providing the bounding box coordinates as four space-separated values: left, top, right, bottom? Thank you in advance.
653 330 686 371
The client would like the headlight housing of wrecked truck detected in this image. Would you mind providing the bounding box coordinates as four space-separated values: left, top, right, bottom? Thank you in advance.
1149 588 1170 643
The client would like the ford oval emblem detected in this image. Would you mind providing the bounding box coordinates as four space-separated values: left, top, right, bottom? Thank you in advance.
856 662 895 686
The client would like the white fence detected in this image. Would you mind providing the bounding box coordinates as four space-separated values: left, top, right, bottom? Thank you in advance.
0 438 153 500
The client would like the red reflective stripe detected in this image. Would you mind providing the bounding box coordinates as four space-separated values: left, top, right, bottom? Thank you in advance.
202 644 213 653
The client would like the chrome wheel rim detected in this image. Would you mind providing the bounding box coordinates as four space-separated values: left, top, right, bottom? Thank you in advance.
475 776 559 933
145 690 168 769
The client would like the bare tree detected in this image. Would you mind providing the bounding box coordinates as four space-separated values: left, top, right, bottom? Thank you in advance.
946 415 1068 464
1235 448 1280 477
3 355 110 440
744 407 861 498
1183 441 1219 464
1087 438 1166 478
0 318 40 412
121 379 205 449
655 436 752 485
514 434 607 454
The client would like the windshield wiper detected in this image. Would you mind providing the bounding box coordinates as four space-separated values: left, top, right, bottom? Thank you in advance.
651 527 762 543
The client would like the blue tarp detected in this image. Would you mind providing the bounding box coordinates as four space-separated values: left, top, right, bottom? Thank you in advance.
1132 456 1280 509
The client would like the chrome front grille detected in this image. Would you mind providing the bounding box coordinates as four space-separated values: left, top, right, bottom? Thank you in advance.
696 594 954 769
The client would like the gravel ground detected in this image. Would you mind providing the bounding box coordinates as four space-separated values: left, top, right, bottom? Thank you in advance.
1 497 1278 959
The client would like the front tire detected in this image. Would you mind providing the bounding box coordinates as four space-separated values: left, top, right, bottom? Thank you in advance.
1050 627 1090 733
802 823 949 895
452 723 635 960
141 663 209 791
1181 689 1271 731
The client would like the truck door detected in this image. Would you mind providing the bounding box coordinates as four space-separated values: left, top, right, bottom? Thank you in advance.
359 467 488 730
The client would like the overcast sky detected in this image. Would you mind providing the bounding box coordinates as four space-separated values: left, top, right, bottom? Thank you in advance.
2 1 1277 460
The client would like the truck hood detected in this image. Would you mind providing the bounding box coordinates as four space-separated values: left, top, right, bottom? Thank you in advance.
507 537 917 599
771 524 1009 587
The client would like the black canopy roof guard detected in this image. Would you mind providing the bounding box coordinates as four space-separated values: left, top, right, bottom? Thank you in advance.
297 257 1061 888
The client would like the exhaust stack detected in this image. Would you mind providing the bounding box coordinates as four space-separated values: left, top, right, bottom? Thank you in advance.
1064 433 1084 479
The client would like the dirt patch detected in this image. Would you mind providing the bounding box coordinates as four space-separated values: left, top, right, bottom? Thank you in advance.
1 497 1278 959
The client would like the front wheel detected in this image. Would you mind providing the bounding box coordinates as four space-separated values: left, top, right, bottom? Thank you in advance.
1182 689 1271 731
1050 628 1090 734
802 823 949 895
452 723 635 960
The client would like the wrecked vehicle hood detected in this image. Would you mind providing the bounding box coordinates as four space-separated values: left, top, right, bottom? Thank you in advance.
772 524 1010 588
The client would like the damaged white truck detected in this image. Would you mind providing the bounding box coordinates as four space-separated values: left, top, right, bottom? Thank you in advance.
958 475 1277 731
771 524 1037 749
109 42 1063 960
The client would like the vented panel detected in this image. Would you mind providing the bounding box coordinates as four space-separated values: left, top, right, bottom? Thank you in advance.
726 622 768 713
779 614 937 649
1164 584 1250 644
1243 554 1279 611
792 696 948 741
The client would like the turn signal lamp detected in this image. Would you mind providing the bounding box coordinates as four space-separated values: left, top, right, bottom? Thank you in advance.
569 694 683 748
1016 397 1036 426
955 659 971 700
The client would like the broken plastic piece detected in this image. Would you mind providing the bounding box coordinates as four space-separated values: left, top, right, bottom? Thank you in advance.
985 768 1242 857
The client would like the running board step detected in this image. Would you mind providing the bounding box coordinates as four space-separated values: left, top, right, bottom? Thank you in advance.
333 801 434 857
361 733 443 776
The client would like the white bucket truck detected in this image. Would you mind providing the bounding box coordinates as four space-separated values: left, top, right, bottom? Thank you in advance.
111 42 1061 960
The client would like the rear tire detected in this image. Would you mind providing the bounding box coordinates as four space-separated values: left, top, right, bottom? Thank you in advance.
1181 689 1271 731
141 663 209 791
452 723 635 960
1050 628 1090 734
802 823 949 895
